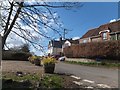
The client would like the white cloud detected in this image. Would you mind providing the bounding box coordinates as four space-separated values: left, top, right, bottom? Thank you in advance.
110 19 116 23
1 1 63 56
72 37 80 40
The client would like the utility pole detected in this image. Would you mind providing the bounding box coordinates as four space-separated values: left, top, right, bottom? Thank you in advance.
63 29 67 39
63 28 72 40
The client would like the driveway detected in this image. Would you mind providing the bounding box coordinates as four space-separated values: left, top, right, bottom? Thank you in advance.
55 62 119 88
2 60 44 74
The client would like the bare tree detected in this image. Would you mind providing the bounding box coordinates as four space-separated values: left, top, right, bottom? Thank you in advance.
0 1 81 52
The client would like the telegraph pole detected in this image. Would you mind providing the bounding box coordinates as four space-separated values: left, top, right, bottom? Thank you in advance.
63 29 67 39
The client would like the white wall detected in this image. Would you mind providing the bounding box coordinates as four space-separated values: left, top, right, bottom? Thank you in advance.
53 48 62 55
48 47 62 55
48 47 53 55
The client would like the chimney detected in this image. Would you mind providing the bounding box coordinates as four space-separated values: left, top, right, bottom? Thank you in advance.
60 37 62 41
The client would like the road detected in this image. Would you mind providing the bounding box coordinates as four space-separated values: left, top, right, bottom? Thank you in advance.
55 62 119 88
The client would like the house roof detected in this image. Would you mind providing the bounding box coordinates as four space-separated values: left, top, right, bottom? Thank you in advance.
50 40 63 48
49 39 79 48
80 28 100 39
80 20 120 39
65 39 79 44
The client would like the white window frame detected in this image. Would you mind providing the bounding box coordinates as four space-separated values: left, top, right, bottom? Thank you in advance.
102 32 107 40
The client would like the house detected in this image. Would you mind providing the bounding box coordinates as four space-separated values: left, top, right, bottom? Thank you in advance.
79 20 120 43
62 39 79 49
48 38 79 56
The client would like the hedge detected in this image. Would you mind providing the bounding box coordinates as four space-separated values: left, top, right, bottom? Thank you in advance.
2 50 32 60
63 40 120 60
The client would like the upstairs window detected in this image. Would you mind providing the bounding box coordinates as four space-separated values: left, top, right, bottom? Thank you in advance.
102 32 107 40
83 40 87 43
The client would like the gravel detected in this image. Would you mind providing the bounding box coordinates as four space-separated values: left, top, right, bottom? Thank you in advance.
2 60 44 74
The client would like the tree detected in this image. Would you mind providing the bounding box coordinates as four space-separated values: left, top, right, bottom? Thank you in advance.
9 44 29 52
0 1 81 52
20 44 30 52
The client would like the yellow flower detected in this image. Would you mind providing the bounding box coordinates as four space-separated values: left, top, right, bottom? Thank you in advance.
42 57 56 65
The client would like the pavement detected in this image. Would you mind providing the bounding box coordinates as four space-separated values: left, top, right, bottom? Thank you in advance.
55 62 119 88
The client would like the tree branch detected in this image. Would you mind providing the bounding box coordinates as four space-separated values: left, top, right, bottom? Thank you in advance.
4 1 14 34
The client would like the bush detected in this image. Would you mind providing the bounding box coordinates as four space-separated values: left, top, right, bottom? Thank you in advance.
63 40 120 60
42 57 56 65
28 56 42 65
2 50 31 60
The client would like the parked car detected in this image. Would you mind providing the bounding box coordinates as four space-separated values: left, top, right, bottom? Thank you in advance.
54 55 61 60
58 56 65 61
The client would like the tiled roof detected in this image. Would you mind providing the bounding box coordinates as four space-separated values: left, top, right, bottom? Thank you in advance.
65 39 79 44
80 28 99 39
81 20 120 39
49 39 79 48
51 40 63 48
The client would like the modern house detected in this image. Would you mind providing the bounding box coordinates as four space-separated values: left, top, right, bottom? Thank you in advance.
48 38 79 56
79 20 120 43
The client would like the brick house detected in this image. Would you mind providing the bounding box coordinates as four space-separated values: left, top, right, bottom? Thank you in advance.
48 38 79 56
79 20 120 43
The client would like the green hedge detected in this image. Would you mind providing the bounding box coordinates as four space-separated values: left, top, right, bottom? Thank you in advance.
63 40 120 60
2 50 31 60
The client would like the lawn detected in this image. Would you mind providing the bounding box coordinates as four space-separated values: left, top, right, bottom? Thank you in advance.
2 71 81 89
65 60 120 68
2 72 63 89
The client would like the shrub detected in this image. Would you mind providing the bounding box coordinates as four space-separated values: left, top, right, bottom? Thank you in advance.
2 50 31 60
42 57 56 65
12 52 31 60
28 56 42 65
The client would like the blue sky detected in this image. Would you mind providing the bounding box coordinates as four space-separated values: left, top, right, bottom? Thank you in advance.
33 2 118 55
54 2 118 39
1 1 118 56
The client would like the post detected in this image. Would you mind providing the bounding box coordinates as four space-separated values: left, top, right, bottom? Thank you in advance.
63 29 66 39
63 29 68 39
0 40 1 90
0 1 2 89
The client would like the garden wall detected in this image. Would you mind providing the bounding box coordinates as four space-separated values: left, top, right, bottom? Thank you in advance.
63 40 120 60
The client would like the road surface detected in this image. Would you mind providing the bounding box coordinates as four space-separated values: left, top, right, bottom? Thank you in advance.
55 62 119 88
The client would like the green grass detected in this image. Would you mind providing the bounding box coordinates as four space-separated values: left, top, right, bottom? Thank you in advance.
65 61 120 68
2 73 63 89
3 73 40 82
41 74 62 88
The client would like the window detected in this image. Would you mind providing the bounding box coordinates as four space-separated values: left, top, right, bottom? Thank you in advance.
83 40 87 43
103 32 107 40
110 35 116 40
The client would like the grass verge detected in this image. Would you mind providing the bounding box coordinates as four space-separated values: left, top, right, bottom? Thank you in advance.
65 61 120 68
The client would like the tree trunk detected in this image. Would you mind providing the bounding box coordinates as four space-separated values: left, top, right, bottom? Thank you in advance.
2 36 5 49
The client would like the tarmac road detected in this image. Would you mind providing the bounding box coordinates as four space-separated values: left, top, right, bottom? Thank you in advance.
55 62 119 88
